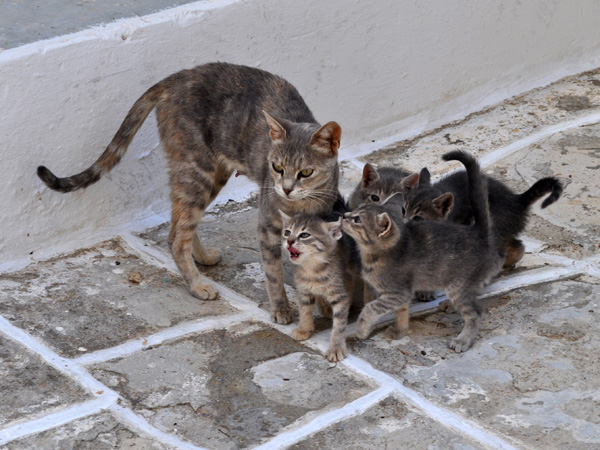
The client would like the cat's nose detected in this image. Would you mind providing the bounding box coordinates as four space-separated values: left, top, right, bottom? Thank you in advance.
283 188 293 195
287 238 295 246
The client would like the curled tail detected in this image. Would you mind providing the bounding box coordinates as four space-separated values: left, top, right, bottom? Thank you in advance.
37 83 164 192
442 150 490 236
518 177 563 209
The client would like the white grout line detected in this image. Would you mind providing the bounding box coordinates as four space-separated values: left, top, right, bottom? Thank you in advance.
250 385 396 450
478 112 600 169
74 312 254 365
0 397 116 446
109 404 208 450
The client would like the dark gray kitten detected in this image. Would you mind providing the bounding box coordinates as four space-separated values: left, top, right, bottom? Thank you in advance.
401 164 562 268
37 62 342 324
343 150 503 352
348 163 411 209
280 212 360 362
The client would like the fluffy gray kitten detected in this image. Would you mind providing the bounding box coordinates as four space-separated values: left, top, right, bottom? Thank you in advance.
348 163 411 210
281 211 360 362
343 150 504 352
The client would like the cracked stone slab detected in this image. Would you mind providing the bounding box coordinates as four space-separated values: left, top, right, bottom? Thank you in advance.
0 335 90 428
0 238 238 358
350 279 600 449
289 395 486 450
2 411 172 449
89 321 375 449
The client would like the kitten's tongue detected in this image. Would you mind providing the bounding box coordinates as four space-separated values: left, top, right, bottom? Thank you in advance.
288 246 301 259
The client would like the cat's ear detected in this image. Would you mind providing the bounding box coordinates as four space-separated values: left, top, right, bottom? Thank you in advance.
400 173 419 196
418 168 431 187
310 121 342 156
432 193 454 218
263 111 286 144
279 209 292 227
362 163 380 188
324 218 343 240
376 212 394 239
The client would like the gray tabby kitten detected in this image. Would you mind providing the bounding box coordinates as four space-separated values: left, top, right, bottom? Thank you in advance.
348 163 411 209
37 62 342 324
280 212 359 362
343 150 503 352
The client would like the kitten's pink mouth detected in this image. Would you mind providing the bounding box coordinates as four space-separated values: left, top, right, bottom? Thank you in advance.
288 246 301 260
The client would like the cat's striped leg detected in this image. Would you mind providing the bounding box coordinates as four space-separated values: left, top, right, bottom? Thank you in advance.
292 294 315 340
259 215 293 324
447 286 482 352
326 294 351 362
383 303 410 340
355 290 410 340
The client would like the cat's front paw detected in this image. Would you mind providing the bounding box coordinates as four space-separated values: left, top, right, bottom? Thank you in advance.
448 336 474 353
325 344 347 362
292 328 313 341
189 281 218 300
414 290 436 302
355 319 372 340
272 307 294 325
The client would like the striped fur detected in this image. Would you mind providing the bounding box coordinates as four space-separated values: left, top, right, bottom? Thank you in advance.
37 63 342 320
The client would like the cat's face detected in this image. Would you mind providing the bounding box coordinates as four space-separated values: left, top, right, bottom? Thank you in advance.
353 164 410 207
342 204 400 251
400 169 453 221
265 112 340 202
280 212 341 266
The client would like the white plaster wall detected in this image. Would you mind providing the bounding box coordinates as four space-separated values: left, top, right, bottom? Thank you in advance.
2 0 600 270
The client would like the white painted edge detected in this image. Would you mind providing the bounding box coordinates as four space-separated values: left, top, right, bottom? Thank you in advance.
109 403 208 450
74 312 254 365
250 385 396 450
0 397 115 446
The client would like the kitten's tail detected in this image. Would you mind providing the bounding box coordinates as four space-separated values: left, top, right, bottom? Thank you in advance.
517 177 563 209
442 150 490 235
37 83 165 193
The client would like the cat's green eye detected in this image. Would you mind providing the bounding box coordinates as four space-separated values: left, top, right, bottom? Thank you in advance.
370 194 380 202
298 168 314 178
299 232 310 239
284 230 291 237
273 163 284 174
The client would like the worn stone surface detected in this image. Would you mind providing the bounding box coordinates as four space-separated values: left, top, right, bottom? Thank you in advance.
89 322 374 449
0 335 90 428
351 280 600 449
2 411 172 450
0 238 237 358
290 395 486 450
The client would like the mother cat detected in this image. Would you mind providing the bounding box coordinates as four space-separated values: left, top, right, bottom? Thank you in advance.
37 62 342 324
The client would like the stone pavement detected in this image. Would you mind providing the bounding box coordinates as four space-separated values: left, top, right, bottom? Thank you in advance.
1 69 600 449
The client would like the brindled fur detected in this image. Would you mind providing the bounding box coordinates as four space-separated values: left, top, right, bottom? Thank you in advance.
37 63 343 324
281 211 360 362
343 150 504 352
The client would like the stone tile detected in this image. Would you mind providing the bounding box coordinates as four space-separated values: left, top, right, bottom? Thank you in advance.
0 335 90 428
290 395 485 450
2 411 173 450
350 280 600 449
488 123 600 259
89 321 375 449
0 238 238 358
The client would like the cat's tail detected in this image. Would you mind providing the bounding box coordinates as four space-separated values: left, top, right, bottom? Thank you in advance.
442 150 491 236
517 177 563 210
37 82 165 193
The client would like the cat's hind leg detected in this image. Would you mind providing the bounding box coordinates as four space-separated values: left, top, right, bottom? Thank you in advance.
191 163 232 266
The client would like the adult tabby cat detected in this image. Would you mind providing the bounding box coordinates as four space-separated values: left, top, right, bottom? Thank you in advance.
37 62 342 324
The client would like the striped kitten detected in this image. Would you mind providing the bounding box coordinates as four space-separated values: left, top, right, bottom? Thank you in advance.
401 165 562 268
37 62 342 324
348 163 411 209
281 211 360 362
343 151 504 352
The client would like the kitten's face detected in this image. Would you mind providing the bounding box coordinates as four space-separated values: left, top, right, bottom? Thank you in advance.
353 164 409 207
265 113 340 202
342 204 399 250
280 213 341 266
404 189 454 222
